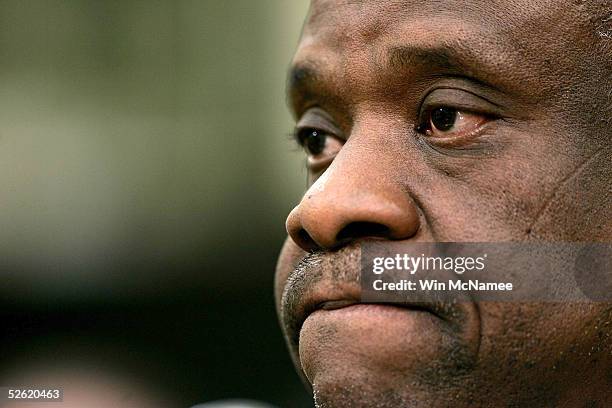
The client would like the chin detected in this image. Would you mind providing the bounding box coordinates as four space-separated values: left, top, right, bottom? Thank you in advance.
297 305 474 408
307 369 460 408
310 375 416 408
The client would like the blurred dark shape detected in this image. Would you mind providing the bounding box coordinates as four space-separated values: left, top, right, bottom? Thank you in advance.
192 400 278 408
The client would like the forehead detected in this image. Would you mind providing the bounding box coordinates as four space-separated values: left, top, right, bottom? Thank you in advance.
306 0 573 35
301 0 585 60
290 0 594 112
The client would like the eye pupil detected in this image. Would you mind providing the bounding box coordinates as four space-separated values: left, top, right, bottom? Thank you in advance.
304 130 326 155
431 107 457 132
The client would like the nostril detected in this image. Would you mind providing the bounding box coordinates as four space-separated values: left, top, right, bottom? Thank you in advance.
336 221 391 243
297 228 319 252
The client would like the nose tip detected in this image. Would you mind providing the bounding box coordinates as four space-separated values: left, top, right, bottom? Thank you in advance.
286 191 420 252
286 206 319 252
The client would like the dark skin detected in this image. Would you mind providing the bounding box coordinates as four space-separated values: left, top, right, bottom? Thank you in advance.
275 1 612 407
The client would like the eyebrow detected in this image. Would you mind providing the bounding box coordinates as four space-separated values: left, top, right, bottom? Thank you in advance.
385 44 499 89
387 45 469 73
287 63 338 117
287 44 499 114
288 65 318 99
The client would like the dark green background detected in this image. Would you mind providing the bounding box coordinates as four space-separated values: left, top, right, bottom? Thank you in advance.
0 1 311 406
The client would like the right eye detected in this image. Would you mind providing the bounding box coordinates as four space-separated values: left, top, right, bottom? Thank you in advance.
294 126 343 173
297 127 328 156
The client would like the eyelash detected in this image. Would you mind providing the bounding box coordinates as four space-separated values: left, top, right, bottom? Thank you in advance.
287 130 304 147
293 127 310 145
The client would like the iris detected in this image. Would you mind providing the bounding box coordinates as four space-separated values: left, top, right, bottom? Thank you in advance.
431 107 457 132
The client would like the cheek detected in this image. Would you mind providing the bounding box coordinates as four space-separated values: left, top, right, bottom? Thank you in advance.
523 150 612 241
274 238 307 311
477 303 611 391
410 126 574 241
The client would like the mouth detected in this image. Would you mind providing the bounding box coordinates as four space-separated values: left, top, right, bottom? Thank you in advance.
317 299 359 310
281 246 464 350
301 297 454 339
316 299 447 317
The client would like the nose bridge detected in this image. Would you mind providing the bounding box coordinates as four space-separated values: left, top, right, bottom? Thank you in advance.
314 145 389 208
286 136 420 251
309 110 398 198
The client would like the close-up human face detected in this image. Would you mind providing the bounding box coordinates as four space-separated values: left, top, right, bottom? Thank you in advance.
276 1 611 407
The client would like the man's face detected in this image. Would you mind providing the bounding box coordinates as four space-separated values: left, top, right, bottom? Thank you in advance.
275 1 611 406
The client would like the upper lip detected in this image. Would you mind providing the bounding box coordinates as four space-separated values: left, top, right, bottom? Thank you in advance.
280 245 463 348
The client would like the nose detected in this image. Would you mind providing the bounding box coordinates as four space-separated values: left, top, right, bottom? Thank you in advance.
286 155 420 251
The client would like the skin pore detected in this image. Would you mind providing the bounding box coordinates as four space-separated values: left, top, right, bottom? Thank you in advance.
276 1 611 407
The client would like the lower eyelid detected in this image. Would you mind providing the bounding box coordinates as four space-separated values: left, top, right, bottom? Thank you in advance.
307 155 335 173
307 138 343 169
424 119 494 146
429 110 489 134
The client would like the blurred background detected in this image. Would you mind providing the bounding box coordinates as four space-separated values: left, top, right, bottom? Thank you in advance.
0 1 311 406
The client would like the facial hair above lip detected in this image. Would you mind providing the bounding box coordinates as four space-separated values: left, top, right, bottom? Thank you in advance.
280 242 477 351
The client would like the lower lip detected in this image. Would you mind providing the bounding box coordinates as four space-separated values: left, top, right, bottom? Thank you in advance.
307 303 433 321
299 303 441 352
